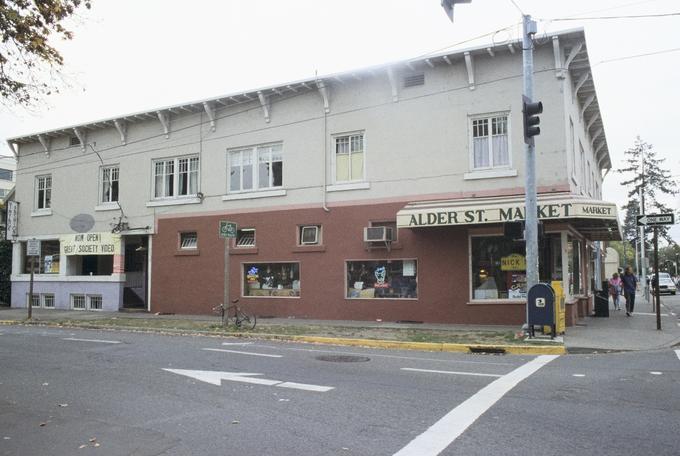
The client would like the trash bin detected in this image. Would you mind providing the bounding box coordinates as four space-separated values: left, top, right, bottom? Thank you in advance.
594 282 609 317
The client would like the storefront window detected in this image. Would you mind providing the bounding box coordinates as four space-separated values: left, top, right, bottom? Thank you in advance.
22 240 60 274
471 236 526 300
539 235 563 282
567 238 584 296
243 263 300 297
346 260 417 299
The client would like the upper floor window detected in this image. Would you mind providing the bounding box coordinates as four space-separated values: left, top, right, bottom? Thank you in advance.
153 155 199 199
101 165 119 203
228 143 283 193
471 115 509 170
0 168 13 181
334 133 364 183
36 175 51 210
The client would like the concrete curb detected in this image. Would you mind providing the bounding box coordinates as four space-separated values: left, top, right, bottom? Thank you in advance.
0 319 565 355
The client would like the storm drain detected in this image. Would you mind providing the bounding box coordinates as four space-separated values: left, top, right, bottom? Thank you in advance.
468 346 507 355
315 355 370 363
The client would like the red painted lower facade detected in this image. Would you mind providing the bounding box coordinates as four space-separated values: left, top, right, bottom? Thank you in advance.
150 201 531 325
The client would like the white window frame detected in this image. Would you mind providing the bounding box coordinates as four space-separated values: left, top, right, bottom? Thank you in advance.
299 225 321 245
35 174 52 210
71 294 87 310
88 295 103 311
152 155 200 200
100 165 120 204
26 293 41 308
42 294 55 309
227 142 284 194
332 131 366 184
468 112 512 172
179 232 198 250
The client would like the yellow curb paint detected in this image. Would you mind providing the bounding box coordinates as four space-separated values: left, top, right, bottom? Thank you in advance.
0 320 565 355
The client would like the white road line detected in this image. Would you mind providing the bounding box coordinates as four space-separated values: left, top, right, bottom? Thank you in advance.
401 368 502 378
259 345 514 366
276 382 334 392
393 355 559 456
221 342 253 346
62 337 121 344
202 348 282 358
674 350 680 361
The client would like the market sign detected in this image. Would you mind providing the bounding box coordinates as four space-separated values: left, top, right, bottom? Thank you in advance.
60 232 121 256
501 254 526 271
397 199 618 228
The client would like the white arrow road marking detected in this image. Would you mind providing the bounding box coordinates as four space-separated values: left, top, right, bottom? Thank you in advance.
63 337 121 344
401 368 502 378
393 355 558 456
675 350 680 361
202 348 282 358
163 369 334 392
221 342 253 346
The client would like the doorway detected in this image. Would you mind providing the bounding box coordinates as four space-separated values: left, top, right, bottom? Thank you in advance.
123 235 148 309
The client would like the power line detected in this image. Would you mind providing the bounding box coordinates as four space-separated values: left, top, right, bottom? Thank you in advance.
14 66 561 176
508 0 524 15
544 11 680 21
594 47 680 65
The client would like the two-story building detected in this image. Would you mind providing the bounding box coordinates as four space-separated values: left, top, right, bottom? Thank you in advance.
5 28 619 325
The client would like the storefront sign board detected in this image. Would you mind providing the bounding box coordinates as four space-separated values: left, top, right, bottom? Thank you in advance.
397 200 618 228
60 232 121 256
6 201 18 238
27 239 41 257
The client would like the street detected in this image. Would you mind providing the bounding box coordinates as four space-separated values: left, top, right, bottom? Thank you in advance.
0 325 679 456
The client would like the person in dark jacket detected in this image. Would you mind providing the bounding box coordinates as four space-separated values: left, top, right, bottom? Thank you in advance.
621 266 638 316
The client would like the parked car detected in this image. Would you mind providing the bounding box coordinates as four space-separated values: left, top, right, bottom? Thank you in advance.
651 272 677 295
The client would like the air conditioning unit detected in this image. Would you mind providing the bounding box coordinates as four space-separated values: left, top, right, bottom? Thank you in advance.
364 226 394 242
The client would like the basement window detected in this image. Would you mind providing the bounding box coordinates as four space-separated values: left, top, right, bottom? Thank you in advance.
236 229 256 247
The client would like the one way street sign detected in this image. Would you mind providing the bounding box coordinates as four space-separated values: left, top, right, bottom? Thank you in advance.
637 213 675 227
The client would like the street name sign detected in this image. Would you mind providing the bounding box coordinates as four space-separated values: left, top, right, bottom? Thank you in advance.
636 213 674 227
219 220 237 238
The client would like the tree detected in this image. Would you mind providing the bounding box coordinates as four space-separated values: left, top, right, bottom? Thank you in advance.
617 137 678 244
0 0 91 107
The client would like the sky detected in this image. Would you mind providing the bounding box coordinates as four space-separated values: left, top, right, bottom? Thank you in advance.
1 0 679 239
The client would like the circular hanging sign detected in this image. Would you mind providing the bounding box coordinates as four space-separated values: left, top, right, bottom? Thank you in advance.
69 214 95 233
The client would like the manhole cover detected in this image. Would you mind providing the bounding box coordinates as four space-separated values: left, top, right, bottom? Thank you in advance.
315 355 370 363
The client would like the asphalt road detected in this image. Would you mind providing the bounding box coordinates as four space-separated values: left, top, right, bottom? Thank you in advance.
0 326 678 456
660 291 680 324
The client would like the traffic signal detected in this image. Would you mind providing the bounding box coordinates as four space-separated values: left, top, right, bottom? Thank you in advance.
522 95 543 145
441 0 472 22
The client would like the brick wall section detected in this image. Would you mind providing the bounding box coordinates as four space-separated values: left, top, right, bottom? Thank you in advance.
151 202 526 325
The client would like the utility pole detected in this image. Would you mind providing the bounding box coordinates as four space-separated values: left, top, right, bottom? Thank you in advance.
639 151 648 303
523 14 539 316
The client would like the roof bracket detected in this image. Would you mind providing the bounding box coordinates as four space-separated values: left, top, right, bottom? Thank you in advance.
157 111 170 138
113 119 127 144
580 94 595 119
316 80 330 113
72 128 86 152
464 52 475 90
507 43 516 54
573 71 590 98
552 36 565 79
590 127 603 147
564 42 584 71
37 134 51 157
443 55 453 65
386 67 399 102
257 91 270 123
203 102 216 131
486 47 495 58
425 58 435 68
586 112 600 132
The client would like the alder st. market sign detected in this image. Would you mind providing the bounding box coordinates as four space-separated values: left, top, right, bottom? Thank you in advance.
397 200 617 228
61 232 121 256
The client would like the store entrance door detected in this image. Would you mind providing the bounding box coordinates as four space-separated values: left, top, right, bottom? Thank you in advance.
123 235 148 309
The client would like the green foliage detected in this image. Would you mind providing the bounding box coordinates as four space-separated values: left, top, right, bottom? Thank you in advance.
617 136 678 244
0 0 91 106
0 240 12 305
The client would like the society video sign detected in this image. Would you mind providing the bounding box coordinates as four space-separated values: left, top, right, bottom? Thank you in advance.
60 232 121 256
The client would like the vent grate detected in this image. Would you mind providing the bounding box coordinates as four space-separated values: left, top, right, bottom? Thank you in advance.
403 73 425 88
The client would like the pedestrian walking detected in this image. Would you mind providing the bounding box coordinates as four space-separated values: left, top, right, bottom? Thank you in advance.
621 266 638 316
608 272 622 310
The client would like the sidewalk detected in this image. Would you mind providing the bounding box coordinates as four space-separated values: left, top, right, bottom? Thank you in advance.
563 291 680 352
2 294 678 354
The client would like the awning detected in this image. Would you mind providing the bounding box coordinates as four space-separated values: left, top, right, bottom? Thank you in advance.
396 194 622 241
